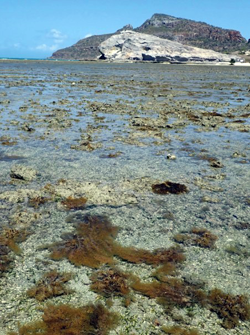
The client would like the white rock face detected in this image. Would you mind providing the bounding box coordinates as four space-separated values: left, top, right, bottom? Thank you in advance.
99 30 242 63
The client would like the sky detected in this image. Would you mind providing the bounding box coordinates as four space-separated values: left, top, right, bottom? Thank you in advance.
0 0 249 58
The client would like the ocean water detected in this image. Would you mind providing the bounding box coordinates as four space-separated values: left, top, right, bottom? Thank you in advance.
0 60 249 334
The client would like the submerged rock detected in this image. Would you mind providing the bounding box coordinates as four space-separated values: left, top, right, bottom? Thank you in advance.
99 30 242 63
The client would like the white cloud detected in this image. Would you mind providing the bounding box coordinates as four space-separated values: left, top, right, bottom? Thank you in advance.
13 43 21 48
84 33 93 38
35 44 58 51
34 28 67 53
47 29 67 43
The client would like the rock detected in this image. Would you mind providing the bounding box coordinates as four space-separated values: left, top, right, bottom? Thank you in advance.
166 154 176 160
210 160 224 168
10 164 38 181
99 31 242 64
201 196 219 203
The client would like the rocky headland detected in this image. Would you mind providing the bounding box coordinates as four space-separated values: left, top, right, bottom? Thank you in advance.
99 30 242 63
50 13 249 60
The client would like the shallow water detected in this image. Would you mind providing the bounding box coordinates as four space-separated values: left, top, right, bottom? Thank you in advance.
0 61 249 334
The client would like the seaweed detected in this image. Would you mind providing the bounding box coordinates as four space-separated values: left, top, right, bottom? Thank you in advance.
208 288 250 329
152 263 177 282
131 277 206 310
27 270 72 301
90 267 130 298
195 154 219 163
48 214 119 268
174 228 217 249
47 212 186 277
28 196 51 208
0 139 17 146
9 303 119 335
114 245 185 266
0 227 31 255
162 325 200 335
0 227 30 274
0 243 12 275
234 222 250 230
61 196 88 210
152 181 188 195
99 152 122 159
48 214 185 270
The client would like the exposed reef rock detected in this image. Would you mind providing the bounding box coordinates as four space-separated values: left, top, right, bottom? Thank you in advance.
10 164 38 181
99 31 242 63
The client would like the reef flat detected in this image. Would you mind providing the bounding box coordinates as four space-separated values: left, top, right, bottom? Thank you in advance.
0 60 249 334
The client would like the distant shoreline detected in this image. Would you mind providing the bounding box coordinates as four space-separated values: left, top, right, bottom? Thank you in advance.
0 58 249 66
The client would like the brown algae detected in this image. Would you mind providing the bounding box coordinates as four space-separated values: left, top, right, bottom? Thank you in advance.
27 270 72 301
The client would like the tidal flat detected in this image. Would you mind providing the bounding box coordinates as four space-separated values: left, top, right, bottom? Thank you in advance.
0 60 249 334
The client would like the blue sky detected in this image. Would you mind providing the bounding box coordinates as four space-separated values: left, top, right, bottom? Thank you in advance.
1 0 249 58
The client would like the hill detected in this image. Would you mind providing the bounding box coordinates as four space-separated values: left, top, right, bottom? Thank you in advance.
50 14 249 60
135 14 248 52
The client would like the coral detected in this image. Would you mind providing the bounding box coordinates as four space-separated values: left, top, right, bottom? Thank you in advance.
90 267 130 298
61 196 88 210
208 288 250 329
48 214 119 268
0 227 30 255
152 181 188 195
27 270 72 301
162 325 200 335
9 303 119 335
174 228 217 248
